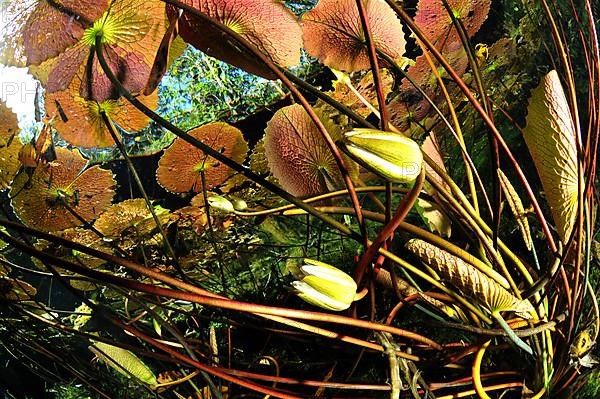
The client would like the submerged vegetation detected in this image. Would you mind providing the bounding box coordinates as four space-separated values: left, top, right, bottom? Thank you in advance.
0 0 598 398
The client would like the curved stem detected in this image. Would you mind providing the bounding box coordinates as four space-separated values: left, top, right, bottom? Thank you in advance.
472 340 493 399
354 168 426 285
100 111 187 279
0 223 442 350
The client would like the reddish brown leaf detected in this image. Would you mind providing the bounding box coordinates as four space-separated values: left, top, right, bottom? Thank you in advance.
156 122 249 193
302 0 406 72
167 0 303 79
0 101 22 190
22 0 108 66
144 11 181 95
46 75 158 148
10 147 116 231
263 104 348 197
0 0 108 66
414 0 491 52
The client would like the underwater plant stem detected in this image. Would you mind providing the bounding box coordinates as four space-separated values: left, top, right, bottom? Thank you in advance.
492 313 533 355
286 206 507 293
199 170 229 295
376 332 401 399
239 186 409 216
354 0 389 132
100 111 188 280
377 50 493 217
115 319 305 399
157 0 369 248
263 314 419 361
419 42 481 217
440 0 502 239
282 71 376 129
377 246 492 324
383 0 558 255
425 176 518 292
433 313 565 337
472 340 493 399
0 221 443 350
93 38 362 245
354 168 425 285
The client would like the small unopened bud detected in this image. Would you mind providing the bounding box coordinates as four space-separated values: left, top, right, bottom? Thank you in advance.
230 196 248 211
343 129 422 183
291 259 357 311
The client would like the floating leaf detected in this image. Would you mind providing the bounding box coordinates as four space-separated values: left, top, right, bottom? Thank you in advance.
0 100 19 141
10 147 116 232
94 199 170 249
329 69 394 117
0 101 23 189
522 70 579 243
498 169 533 250
46 74 158 148
0 276 37 302
144 10 182 95
263 104 350 197
38 0 168 101
406 239 533 318
156 122 248 193
90 341 158 388
0 0 108 66
414 0 491 52
167 0 303 79
302 0 406 72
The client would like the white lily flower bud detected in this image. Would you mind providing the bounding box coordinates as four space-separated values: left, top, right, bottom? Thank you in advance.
292 259 357 311
343 129 422 183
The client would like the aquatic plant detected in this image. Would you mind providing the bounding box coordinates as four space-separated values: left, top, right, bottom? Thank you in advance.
0 0 598 398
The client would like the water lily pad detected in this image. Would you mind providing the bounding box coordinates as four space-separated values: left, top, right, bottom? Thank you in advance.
10 147 116 231
302 0 406 72
167 0 303 79
156 122 249 193
263 104 351 197
46 74 158 148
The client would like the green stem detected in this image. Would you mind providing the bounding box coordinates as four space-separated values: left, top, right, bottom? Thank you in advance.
492 312 533 355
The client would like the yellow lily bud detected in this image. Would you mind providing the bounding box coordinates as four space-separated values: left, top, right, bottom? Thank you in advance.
343 129 422 183
292 259 357 311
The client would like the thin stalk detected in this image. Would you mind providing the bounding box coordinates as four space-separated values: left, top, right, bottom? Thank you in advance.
354 0 389 131
492 313 533 355
0 224 443 350
378 50 493 216
100 111 187 280
472 340 493 399
419 42 481 216
354 169 425 285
